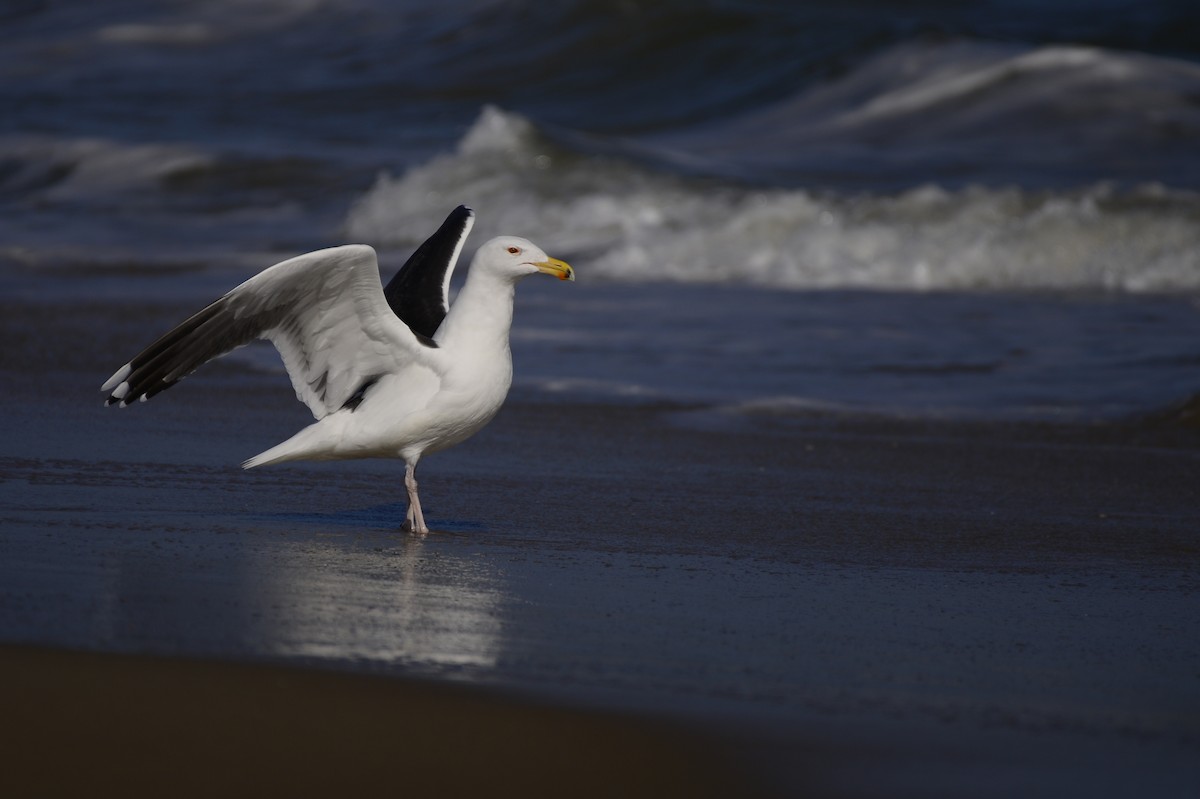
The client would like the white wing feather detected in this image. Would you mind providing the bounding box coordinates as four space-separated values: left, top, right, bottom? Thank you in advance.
101 245 442 419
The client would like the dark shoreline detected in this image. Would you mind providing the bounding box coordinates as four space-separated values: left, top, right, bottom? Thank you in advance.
0 644 763 799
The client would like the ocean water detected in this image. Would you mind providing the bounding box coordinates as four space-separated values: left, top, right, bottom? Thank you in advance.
3 0 1199 420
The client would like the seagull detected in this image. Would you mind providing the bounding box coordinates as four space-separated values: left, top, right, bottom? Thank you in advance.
100 206 574 533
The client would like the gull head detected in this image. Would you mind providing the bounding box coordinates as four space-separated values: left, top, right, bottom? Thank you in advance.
476 236 574 283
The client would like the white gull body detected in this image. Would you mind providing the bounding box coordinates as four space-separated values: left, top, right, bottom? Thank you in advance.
101 207 573 533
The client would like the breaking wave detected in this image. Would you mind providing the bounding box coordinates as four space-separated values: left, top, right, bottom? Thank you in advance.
346 107 1200 293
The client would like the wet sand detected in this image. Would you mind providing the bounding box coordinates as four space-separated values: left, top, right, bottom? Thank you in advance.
0 645 755 798
2 295 1199 797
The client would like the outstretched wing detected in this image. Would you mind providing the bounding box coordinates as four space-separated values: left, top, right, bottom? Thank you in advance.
383 205 474 339
101 244 441 419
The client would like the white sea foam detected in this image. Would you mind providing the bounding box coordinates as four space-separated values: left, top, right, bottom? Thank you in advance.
0 135 213 200
645 39 1200 187
97 23 215 46
345 107 1200 293
95 0 329 46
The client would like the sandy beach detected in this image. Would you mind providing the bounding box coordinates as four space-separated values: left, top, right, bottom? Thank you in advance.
2 292 1198 797
0 645 758 798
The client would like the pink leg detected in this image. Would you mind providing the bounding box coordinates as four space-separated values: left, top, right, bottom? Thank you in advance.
402 461 428 534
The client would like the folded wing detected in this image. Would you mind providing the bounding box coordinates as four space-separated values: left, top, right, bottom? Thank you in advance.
101 244 440 419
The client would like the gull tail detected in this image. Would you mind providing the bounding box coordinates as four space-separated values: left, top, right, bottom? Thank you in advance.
242 422 339 470
242 443 297 470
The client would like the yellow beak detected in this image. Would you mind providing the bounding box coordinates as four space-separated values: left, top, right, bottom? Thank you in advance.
535 257 575 282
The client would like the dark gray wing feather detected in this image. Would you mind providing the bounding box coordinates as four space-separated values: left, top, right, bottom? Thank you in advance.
383 205 474 339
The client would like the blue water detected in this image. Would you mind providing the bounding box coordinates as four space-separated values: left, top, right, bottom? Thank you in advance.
3 0 1199 419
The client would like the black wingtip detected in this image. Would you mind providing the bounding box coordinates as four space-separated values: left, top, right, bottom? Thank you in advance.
436 206 474 243
383 205 476 340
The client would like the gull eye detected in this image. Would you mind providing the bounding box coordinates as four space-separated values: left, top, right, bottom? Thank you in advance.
507 246 521 255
